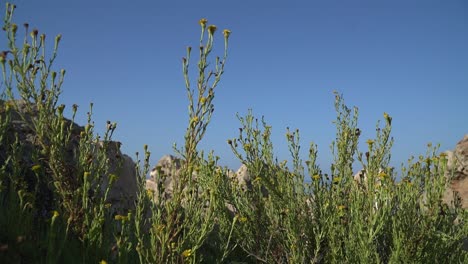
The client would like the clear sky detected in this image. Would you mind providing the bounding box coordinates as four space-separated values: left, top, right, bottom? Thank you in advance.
3 0 468 175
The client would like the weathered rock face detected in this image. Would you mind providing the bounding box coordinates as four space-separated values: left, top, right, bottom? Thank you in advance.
99 141 138 210
232 164 252 190
147 155 183 200
0 100 138 212
353 167 385 185
146 155 251 201
443 134 468 208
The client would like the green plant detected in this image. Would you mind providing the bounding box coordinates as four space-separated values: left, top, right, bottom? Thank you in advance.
0 2 466 263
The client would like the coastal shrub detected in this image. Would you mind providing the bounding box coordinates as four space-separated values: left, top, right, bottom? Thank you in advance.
0 3 466 263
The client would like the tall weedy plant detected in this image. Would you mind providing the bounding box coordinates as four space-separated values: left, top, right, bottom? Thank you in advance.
135 18 231 263
0 3 126 262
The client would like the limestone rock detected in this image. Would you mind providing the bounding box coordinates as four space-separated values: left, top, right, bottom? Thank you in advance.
443 134 468 208
148 155 253 197
0 100 138 212
232 164 252 189
149 155 183 199
99 141 138 210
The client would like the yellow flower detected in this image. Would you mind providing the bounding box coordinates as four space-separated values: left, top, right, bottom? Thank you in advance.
239 216 247 223
146 189 154 199
383 112 392 124
155 224 165 232
191 116 199 124
114 214 128 221
11 23 17 34
199 18 207 27
366 139 374 145
52 210 59 218
182 249 192 257
333 177 341 184
243 143 251 151
312 174 320 181
108 173 118 184
208 25 217 35
378 171 387 179
31 164 42 173
199 97 206 104
223 29 231 39
99 261 108 264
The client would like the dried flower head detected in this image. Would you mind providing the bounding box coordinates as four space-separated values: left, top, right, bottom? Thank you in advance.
223 29 231 39
208 25 217 35
31 28 38 38
199 18 208 27
11 23 17 34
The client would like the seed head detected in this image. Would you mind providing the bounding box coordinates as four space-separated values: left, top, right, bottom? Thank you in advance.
55 34 62 47
223 29 231 39
30 28 38 39
208 25 217 35
199 18 208 28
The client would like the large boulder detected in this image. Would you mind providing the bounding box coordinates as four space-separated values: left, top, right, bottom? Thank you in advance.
0 100 138 212
443 134 468 208
147 155 183 200
99 141 138 211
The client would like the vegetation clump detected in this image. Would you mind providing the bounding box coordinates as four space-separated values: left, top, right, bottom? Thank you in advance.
0 3 466 263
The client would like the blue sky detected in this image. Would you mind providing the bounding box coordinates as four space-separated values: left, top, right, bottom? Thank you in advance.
3 0 468 175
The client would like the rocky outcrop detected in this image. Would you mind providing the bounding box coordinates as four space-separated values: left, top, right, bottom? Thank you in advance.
0 100 138 212
99 141 138 210
443 134 468 208
146 155 252 200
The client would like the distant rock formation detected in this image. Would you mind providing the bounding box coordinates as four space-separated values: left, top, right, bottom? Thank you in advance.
443 134 468 208
145 155 250 201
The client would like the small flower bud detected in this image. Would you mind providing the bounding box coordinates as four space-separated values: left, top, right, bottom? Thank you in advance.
11 23 17 34
31 28 38 38
223 29 231 39
57 104 65 115
199 18 208 28
55 34 62 43
208 25 217 35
